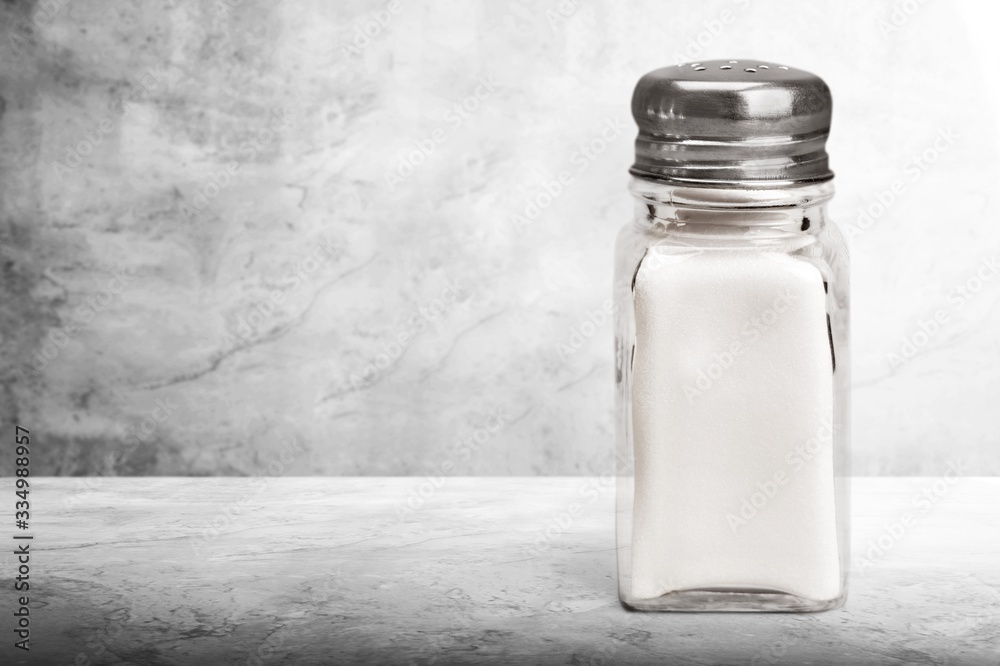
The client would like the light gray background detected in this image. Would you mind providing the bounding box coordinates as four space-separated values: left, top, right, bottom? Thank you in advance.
0 0 997 476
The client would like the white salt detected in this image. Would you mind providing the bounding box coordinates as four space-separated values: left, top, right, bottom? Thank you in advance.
630 249 840 601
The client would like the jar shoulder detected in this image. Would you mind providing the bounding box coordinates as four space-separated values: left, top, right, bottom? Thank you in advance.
614 220 850 296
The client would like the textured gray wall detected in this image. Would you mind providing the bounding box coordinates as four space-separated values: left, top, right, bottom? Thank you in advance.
1 0 998 476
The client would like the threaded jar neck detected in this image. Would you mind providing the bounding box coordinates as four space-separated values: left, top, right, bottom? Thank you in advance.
630 176 834 236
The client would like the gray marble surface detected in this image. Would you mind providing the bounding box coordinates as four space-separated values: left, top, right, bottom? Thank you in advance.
2 477 998 665
2 0 999 477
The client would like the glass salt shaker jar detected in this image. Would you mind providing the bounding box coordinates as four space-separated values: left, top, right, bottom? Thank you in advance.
614 60 850 612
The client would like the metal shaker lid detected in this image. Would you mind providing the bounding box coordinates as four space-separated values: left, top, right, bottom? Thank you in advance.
630 60 834 186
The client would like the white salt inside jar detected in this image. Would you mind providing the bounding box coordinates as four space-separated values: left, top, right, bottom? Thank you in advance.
630 249 840 602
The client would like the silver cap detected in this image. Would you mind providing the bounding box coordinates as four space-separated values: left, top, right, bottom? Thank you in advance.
630 60 834 186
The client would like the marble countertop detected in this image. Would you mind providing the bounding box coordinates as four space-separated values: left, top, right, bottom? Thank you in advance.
5 477 999 665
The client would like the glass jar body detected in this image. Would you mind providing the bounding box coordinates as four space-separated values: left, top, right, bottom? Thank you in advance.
614 177 850 612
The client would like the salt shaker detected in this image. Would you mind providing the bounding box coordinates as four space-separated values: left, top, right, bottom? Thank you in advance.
614 60 850 611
